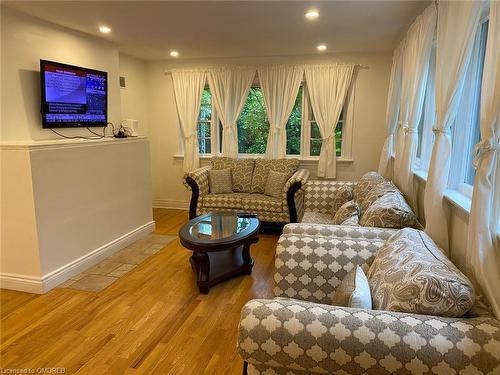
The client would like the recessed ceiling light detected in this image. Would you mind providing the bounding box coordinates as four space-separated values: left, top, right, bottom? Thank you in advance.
170 50 179 57
98 25 111 34
305 9 319 20
317 44 327 52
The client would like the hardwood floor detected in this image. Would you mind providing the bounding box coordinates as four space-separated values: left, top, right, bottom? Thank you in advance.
0 208 278 374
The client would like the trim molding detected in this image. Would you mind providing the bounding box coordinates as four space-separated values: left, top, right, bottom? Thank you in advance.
0 136 147 151
0 220 156 294
152 199 189 210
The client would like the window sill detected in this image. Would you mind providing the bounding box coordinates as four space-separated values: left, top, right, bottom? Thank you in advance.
173 154 354 165
412 169 472 215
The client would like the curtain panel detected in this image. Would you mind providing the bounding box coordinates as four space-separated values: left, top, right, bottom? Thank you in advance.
207 67 255 158
423 0 483 253
395 4 437 208
305 65 354 179
171 69 206 172
378 42 405 179
467 0 500 319
258 65 304 159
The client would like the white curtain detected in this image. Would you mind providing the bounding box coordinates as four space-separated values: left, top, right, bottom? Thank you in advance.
207 67 255 158
258 65 304 159
305 65 354 178
171 70 206 172
467 1 500 319
423 0 483 252
396 5 437 206
378 41 405 179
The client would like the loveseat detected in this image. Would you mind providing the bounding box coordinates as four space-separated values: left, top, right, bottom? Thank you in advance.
302 172 423 229
237 223 500 375
183 157 310 224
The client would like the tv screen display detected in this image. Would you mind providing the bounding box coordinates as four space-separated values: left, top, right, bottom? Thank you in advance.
40 60 108 128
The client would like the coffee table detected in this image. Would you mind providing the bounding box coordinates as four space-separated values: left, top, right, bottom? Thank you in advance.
179 212 260 294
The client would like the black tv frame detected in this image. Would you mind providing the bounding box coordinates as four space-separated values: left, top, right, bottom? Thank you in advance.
40 60 108 128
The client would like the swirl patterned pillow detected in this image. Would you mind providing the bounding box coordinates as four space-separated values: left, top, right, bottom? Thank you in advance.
251 158 299 193
356 181 399 214
359 191 422 229
367 228 475 317
331 185 353 216
332 200 359 225
352 172 386 202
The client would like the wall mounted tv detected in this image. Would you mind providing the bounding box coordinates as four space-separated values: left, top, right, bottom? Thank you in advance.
40 60 108 128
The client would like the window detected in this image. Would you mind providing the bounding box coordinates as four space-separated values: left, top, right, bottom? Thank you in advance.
197 88 214 154
448 19 488 195
237 87 269 154
192 80 355 161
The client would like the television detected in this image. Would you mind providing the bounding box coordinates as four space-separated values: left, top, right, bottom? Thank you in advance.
40 60 108 128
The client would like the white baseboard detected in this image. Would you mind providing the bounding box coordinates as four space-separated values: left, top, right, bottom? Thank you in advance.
0 221 156 294
153 198 188 210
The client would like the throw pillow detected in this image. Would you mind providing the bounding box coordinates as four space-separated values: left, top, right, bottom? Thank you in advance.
264 170 289 198
211 157 254 193
332 200 359 225
352 172 385 203
251 158 299 193
331 185 353 216
359 191 422 229
367 228 475 317
356 181 399 215
332 265 372 309
341 215 360 226
208 169 232 194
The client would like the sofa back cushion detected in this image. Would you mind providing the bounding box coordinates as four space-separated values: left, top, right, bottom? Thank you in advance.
360 191 422 229
332 200 359 225
367 228 475 317
211 157 254 193
331 185 353 216
251 158 299 194
353 172 386 202
356 181 399 215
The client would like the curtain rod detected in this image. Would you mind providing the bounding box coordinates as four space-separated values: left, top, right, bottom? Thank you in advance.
164 64 369 75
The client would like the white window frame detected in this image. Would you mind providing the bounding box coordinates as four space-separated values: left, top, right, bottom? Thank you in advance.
197 86 220 156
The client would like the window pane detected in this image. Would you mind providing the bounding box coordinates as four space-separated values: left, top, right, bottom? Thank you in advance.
286 87 302 155
310 122 321 139
198 138 211 154
198 122 211 138
310 139 322 156
199 89 212 121
237 87 269 154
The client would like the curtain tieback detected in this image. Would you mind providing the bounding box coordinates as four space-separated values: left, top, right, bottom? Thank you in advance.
432 127 450 135
403 124 417 135
322 134 335 142
472 138 500 169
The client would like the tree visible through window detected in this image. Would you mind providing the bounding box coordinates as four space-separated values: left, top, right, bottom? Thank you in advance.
198 88 212 154
286 87 302 155
309 109 343 157
237 88 269 154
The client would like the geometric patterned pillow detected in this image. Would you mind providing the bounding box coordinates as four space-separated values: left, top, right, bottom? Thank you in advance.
331 185 353 216
332 200 359 225
211 157 254 193
251 158 299 193
264 170 289 198
208 168 232 194
359 191 422 229
367 228 475 317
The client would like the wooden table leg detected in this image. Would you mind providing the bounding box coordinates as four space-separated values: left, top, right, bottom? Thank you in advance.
190 252 210 294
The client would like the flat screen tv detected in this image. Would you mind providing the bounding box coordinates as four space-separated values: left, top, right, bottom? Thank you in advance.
40 60 108 128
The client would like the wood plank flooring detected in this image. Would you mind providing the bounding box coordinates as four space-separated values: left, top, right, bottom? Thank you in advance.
0 208 279 374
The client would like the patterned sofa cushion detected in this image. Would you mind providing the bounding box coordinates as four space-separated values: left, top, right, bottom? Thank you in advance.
331 185 353 215
357 180 399 214
264 170 289 198
352 171 386 202
208 169 233 194
301 211 336 225
360 191 422 229
368 228 475 317
332 200 359 225
211 157 254 193
251 158 299 194
203 193 248 209
241 194 283 213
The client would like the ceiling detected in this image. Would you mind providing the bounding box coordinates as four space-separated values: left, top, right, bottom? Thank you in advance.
4 1 429 60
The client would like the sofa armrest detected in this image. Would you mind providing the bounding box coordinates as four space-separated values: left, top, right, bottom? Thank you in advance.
238 298 500 375
274 228 393 304
282 169 310 223
305 180 356 213
183 165 212 219
283 222 396 239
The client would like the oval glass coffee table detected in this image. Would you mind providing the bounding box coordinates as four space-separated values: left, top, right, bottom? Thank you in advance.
179 212 260 294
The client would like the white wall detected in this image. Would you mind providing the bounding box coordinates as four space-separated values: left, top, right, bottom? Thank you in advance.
0 6 121 141
146 52 393 207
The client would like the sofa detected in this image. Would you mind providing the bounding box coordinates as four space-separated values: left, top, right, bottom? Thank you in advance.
237 223 500 375
183 157 310 224
302 172 423 230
